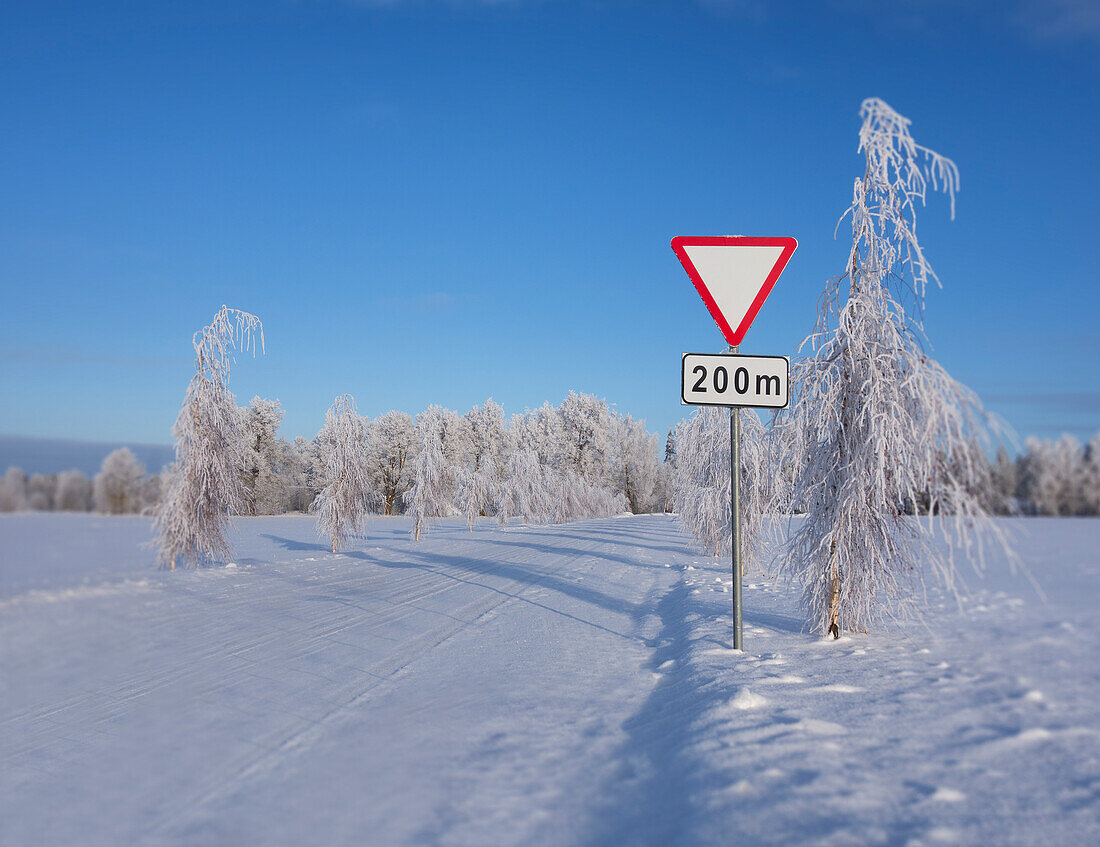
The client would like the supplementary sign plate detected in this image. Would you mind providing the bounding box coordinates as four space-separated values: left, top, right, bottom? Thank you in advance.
681 352 789 409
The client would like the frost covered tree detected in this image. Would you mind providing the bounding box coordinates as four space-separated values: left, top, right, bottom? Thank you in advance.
55 469 93 511
1081 432 1100 516
155 306 263 569
432 406 466 469
673 408 769 568
240 396 290 515
661 424 682 513
561 471 628 521
311 394 374 552
511 402 565 468
990 446 1018 516
609 413 661 514
461 400 509 480
674 411 730 558
94 448 146 514
451 399 509 527
287 436 316 512
776 99 1006 637
297 435 329 512
366 411 418 515
453 466 495 530
405 413 453 540
498 448 552 525
27 473 57 511
943 439 994 515
0 467 28 512
547 469 586 524
140 473 162 515
558 391 612 485
1017 435 1083 516
1047 435 1085 516
500 395 663 524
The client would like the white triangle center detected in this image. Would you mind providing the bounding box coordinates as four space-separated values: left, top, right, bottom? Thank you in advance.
682 243 786 332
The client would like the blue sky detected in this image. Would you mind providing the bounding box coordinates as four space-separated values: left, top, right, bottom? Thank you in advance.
1 0 1097 449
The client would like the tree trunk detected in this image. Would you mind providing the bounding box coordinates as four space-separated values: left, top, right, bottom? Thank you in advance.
828 537 840 638
331 470 343 553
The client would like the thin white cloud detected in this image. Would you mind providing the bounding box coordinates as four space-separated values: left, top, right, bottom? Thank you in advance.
694 0 1100 45
376 292 456 312
1015 0 1100 42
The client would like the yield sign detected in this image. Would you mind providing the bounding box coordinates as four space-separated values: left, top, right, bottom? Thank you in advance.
671 236 797 347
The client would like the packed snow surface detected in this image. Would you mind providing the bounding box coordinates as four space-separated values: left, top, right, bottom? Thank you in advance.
2 513 1098 846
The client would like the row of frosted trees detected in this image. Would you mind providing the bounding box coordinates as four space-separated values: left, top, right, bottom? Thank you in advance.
306 392 663 550
1008 435 1100 516
670 422 1100 529
226 390 667 525
0 448 159 514
151 306 667 567
4 429 1090 520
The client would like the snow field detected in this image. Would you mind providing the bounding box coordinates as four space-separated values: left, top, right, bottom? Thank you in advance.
2 513 1099 846
647 518 1100 847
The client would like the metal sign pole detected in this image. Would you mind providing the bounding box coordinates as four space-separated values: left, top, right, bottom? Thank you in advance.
673 235 798 653
730 344 743 650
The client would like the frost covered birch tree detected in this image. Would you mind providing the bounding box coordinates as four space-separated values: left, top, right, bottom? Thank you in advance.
405 426 451 541
366 411 417 515
94 448 146 514
311 394 374 552
610 413 662 514
0 468 28 512
453 466 494 530
1017 435 1083 516
498 448 552 525
673 407 769 568
155 306 263 569
1081 434 1100 517
55 470 93 512
776 98 1006 637
558 391 612 486
27 474 57 511
452 399 508 526
240 397 290 515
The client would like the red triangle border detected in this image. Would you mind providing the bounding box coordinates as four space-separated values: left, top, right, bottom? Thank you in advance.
671 235 798 347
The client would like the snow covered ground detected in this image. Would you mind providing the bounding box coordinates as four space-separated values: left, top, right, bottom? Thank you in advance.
1 513 1098 846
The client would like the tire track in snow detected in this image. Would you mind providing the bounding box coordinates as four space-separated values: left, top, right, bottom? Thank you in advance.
146 522 633 841
3 539 522 732
2 527 552 837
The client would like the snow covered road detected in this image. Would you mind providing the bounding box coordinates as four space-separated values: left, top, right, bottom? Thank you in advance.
1 514 685 846
2 514 1099 846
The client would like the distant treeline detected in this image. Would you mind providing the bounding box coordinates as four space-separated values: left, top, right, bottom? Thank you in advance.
0 393 670 519
2 416 1096 520
990 434 1100 517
